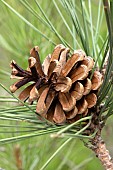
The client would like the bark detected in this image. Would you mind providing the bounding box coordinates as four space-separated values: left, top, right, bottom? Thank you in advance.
90 131 113 170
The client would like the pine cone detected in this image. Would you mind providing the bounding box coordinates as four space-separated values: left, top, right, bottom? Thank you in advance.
10 44 103 124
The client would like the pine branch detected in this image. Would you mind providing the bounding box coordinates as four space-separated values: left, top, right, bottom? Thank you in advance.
1 1 113 169
90 132 113 170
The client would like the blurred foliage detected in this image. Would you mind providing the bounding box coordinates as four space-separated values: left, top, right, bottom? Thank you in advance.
0 0 112 170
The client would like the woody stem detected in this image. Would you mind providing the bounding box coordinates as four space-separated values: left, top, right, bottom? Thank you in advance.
89 130 113 170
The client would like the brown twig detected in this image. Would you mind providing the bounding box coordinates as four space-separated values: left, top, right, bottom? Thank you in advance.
86 114 113 170
14 144 23 170
90 130 113 170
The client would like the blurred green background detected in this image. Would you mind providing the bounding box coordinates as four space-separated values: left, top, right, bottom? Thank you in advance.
0 0 113 170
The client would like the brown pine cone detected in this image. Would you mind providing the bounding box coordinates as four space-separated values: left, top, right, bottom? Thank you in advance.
10 44 103 124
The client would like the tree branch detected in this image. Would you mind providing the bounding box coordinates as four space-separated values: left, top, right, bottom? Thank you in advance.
90 130 113 170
